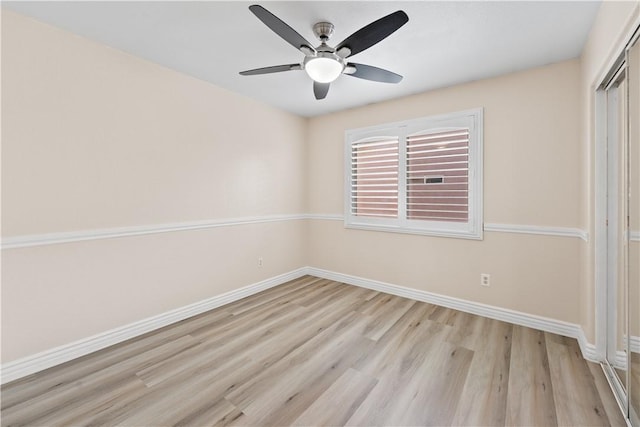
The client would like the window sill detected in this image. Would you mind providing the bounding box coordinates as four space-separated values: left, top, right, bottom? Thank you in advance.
344 221 484 240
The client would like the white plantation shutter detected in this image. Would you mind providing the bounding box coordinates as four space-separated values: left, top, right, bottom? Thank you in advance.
345 108 482 239
351 137 399 218
406 129 469 222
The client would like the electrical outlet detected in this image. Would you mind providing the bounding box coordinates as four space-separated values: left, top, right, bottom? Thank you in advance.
258 257 263 268
480 273 490 287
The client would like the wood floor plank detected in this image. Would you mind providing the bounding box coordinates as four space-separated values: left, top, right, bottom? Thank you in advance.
224 275 323 315
387 343 474 426
170 397 242 427
109 291 372 424
189 294 307 342
451 319 512 426
545 332 611 426
505 326 558 426
1 334 201 426
1 309 230 411
347 308 454 425
428 304 462 326
1 277 626 427
101 355 255 426
303 282 372 312
135 303 309 387
354 301 446 377
446 311 491 351
360 294 417 341
238 333 375 426
77 352 254 427
287 278 344 307
18 376 149 427
291 368 378 427
224 310 371 411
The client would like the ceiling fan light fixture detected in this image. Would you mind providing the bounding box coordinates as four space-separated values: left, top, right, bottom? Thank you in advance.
304 57 344 83
240 6 409 99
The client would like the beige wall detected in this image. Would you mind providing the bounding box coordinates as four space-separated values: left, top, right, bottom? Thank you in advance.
307 60 583 323
1 11 307 362
579 0 640 343
2 11 307 235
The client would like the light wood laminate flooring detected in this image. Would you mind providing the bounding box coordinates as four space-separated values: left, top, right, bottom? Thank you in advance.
1 276 627 426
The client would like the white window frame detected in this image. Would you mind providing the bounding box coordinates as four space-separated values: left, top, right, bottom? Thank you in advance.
344 108 483 240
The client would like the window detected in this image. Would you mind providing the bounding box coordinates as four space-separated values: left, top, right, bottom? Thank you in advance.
345 108 483 239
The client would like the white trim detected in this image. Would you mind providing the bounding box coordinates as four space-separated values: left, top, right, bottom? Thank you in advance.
344 108 484 241
308 215 590 241
630 231 640 242
303 213 343 221
577 328 600 362
1 214 307 250
305 267 598 362
592 4 640 93
484 223 589 241
2 215 592 250
595 86 609 361
344 223 483 240
0 268 307 384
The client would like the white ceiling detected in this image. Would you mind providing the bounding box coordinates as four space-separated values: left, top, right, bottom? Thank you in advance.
4 1 600 117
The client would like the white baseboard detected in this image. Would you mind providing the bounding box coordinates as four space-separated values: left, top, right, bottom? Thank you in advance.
2 265 600 384
583 343 599 362
576 329 600 362
306 267 599 362
0 268 307 384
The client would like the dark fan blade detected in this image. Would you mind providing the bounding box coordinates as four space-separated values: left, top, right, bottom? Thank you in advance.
239 64 301 76
249 5 315 53
336 10 408 57
314 81 330 100
346 63 402 83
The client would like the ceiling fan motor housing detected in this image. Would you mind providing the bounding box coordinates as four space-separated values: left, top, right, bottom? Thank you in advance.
313 22 334 41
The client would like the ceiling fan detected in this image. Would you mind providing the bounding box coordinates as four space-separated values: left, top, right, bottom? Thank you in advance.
239 5 409 100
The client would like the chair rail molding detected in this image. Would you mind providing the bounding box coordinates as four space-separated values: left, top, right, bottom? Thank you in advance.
1 214 308 250
483 223 589 241
3 214 589 250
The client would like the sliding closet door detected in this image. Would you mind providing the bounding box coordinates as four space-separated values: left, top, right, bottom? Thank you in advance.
599 25 640 426
604 68 629 400
627 33 639 427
